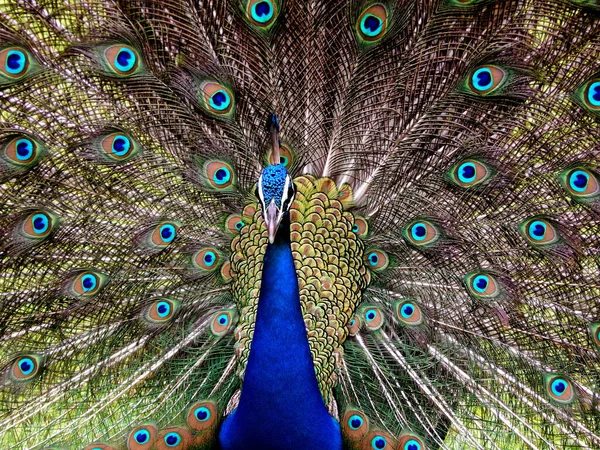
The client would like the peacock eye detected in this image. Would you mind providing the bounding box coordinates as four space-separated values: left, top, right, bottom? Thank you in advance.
187 401 218 431
583 79 600 110
467 65 506 95
199 81 235 116
465 272 499 299
99 132 141 161
0 47 37 84
520 218 558 246
364 249 389 271
21 210 59 239
357 4 388 43
545 375 575 404
151 222 178 246
163 431 182 447
371 435 388 449
192 247 223 272
396 300 423 326
144 298 180 324
561 167 600 199
225 214 245 234
71 271 106 297
342 410 369 439
589 323 600 349
363 307 384 330
133 428 151 444
404 219 440 247
210 309 236 336
11 354 43 382
201 160 236 190
103 45 140 76
4 136 44 166
398 434 426 450
246 0 278 27
449 159 492 188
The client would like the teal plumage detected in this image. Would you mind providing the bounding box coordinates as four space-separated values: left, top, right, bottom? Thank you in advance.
1 0 600 449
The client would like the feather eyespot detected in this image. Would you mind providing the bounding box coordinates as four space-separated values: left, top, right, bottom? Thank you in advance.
467 65 506 95
99 132 141 161
151 222 179 247
193 248 223 272
520 218 558 246
357 4 388 43
267 143 295 169
4 135 45 167
201 160 236 190
351 216 369 238
363 307 384 330
103 45 141 76
144 298 180 324
396 300 423 326
364 430 397 449
465 272 499 299
583 79 600 110
544 375 575 405
246 0 279 27
187 401 218 431
398 433 426 450
71 271 106 297
21 210 59 239
449 159 492 188
561 167 600 200
210 309 236 336
590 323 600 349
157 427 192 449
128 425 158 450
225 214 245 234
348 315 362 336
0 47 37 84
199 81 235 116
404 219 439 247
342 410 369 440
364 249 389 271
11 354 43 381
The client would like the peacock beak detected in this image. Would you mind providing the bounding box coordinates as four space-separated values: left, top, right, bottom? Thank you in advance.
265 199 281 244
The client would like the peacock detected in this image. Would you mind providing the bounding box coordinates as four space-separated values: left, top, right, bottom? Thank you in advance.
1 0 600 448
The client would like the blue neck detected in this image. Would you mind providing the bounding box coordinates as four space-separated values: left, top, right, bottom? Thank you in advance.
219 217 341 450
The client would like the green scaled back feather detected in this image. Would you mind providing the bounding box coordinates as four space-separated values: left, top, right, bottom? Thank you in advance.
0 0 600 449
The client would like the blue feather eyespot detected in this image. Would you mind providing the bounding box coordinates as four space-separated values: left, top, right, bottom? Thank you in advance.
21 210 59 240
395 300 423 326
11 354 43 382
225 214 245 234
403 219 440 247
210 309 236 336
582 79 600 110
590 323 600 349
465 271 499 299
371 436 387 449
3 135 45 168
467 65 506 95
193 247 223 272
266 144 295 169
164 431 181 447
363 307 384 330
102 45 142 76
352 216 369 238
364 249 389 271
398 433 426 450
519 218 559 246
342 410 369 440
150 222 179 247
71 271 106 297
560 167 600 200
143 298 180 324
348 314 362 336
364 431 396 449
201 160 236 190
449 158 492 188
187 401 218 431
0 47 37 84
199 81 235 116
100 132 140 161
357 4 388 43
127 424 158 449
544 375 575 405
246 0 279 28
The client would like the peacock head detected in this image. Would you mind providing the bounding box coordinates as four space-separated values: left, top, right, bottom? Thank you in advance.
256 164 296 244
